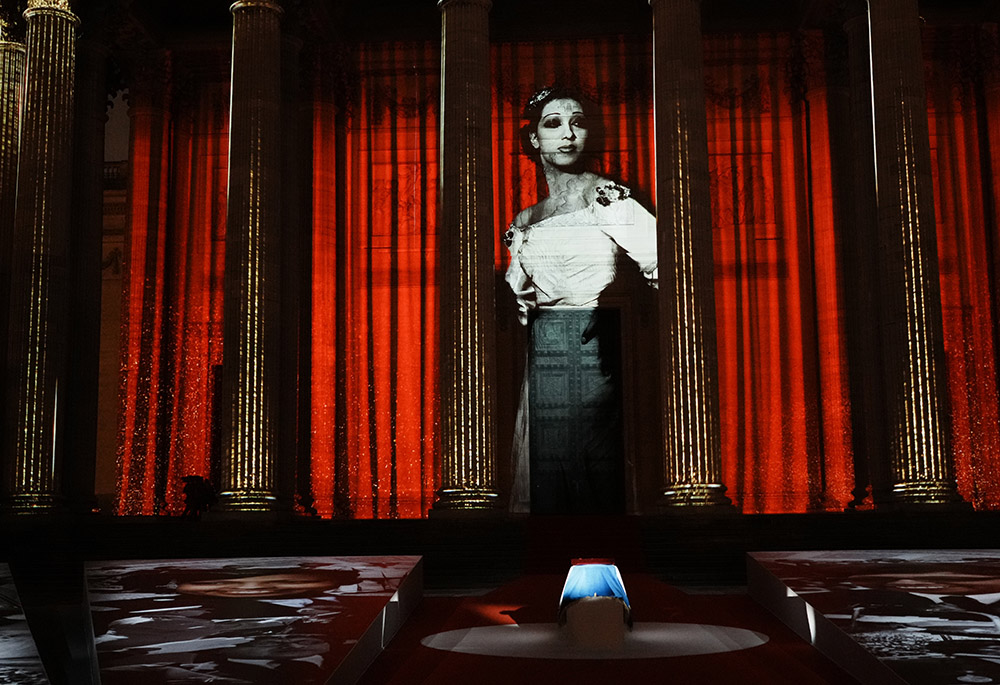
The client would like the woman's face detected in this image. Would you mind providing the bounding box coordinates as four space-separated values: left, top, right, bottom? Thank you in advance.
530 98 589 169
177 573 335 598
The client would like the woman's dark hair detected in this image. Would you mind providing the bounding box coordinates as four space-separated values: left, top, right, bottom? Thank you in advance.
519 84 604 165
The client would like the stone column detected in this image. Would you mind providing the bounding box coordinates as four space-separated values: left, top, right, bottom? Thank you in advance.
2 0 78 513
649 0 730 507
839 5 890 507
868 0 963 505
433 0 500 511
279 32 306 513
63 33 109 512
0 22 25 499
218 0 284 512
0 21 24 342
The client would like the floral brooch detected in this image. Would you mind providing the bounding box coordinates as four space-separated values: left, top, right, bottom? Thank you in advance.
595 183 630 206
502 224 516 248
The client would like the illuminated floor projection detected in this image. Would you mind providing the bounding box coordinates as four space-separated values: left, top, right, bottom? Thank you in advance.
0 563 47 685
86 556 421 684
751 550 1000 685
424 559 768 660
421 621 768 659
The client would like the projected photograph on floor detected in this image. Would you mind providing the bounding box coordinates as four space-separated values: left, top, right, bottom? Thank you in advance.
756 550 1000 685
87 556 419 684
0 564 46 685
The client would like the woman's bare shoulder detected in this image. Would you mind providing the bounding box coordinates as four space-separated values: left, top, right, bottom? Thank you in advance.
513 203 543 228
590 174 617 189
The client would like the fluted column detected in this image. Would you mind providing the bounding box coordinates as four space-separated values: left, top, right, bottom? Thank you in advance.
433 0 499 511
839 6 889 507
2 0 78 513
279 32 307 513
0 23 25 501
64 33 108 512
649 0 730 507
219 0 284 511
868 0 962 505
0 22 24 335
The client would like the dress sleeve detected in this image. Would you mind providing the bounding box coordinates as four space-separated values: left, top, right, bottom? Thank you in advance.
503 223 537 325
599 195 658 288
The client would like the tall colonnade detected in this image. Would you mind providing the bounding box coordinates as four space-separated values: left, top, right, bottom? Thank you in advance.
0 0 968 514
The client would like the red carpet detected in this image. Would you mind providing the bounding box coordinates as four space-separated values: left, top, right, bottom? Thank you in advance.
361 573 859 684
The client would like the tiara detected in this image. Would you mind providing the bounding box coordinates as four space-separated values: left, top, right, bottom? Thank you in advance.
525 87 554 111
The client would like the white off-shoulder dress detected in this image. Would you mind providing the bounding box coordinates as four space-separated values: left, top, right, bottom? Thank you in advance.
503 185 657 513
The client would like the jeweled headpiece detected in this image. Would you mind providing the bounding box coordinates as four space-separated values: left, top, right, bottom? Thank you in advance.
525 86 554 112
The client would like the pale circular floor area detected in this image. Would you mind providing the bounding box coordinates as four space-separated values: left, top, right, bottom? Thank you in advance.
420 623 769 660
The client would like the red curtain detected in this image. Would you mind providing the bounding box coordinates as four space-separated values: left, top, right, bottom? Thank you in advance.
492 34 854 513
117 95 171 514
309 43 440 518
704 33 853 512
117 80 229 515
925 26 1000 508
114 31 1000 516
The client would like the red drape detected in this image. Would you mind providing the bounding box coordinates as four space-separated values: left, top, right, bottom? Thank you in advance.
925 26 1000 508
309 43 440 518
117 80 229 515
493 34 854 513
115 31 1000 516
704 33 853 512
117 96 170 514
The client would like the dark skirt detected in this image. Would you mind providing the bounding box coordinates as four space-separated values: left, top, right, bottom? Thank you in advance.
528 308 625 514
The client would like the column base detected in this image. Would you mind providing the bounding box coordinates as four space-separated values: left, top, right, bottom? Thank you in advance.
885 480 970 509
658 483 733 509
1 492 63 515
432 487 500 512
215 491 283 513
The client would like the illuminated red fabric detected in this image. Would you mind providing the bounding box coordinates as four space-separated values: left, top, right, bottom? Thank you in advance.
493 35 853 512
924 26 1000 508
117 98 170 515
117 82 229 515
115 32 1000 516
309 44 440 518
704 34 853 512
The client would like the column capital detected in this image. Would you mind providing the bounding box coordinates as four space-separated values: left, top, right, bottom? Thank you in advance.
26 0 72 9
438 0 492 11
24 0 78 22
230 0 283 15
0 39 25 53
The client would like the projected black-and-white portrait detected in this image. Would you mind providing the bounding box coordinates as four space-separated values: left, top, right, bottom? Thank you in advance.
503 85 658 514
86 557 416 684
